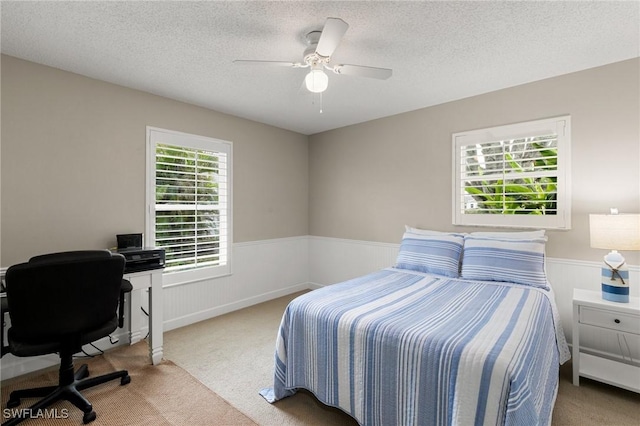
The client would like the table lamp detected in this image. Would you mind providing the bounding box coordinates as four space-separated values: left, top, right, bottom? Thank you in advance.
589 210 640 303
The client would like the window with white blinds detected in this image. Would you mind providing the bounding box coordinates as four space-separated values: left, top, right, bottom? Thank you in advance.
452 116 571 229
147 127 232 283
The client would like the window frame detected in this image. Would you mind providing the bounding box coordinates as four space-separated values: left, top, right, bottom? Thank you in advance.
146 126 233 286
452 116 571 230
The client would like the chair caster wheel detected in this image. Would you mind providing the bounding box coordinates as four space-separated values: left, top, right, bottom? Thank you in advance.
83 410 96 424
121 374 131 385
6 397 20 408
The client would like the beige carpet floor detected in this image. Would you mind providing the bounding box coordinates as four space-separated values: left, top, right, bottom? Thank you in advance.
164 291 640 426
1 342 256 425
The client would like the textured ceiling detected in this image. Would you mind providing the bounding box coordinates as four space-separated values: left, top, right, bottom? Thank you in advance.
2 1 639 135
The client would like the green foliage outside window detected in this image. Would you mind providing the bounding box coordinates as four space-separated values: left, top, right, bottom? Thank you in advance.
463 137 558 215
156 144 223 271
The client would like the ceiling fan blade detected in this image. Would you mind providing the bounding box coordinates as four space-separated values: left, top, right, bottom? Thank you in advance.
316 18 349 58
333 64 392 80
233 60 305 68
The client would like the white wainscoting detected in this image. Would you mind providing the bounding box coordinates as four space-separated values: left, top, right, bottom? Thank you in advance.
161 236 309 332
2 235 638 379
308 236 640 362
0 236 309 380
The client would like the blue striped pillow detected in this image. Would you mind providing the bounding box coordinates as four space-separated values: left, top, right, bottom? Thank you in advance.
395 232 464 277
461 236 548 289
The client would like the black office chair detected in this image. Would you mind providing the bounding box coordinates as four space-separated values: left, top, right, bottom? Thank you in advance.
2 251 131 425
1 252 132 358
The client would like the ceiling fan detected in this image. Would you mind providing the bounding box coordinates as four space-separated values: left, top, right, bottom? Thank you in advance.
234 17 392 94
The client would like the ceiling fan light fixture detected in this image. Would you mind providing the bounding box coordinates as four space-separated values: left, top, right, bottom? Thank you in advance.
234 17 392 98
305 69 328 93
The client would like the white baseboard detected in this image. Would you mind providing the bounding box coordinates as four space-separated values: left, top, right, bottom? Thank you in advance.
163 281 311 332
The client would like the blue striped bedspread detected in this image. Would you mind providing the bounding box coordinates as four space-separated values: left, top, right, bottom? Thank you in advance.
260 268 570 426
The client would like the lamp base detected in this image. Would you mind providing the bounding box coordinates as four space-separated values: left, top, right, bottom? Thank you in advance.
601 282 629 303
600 250 629 303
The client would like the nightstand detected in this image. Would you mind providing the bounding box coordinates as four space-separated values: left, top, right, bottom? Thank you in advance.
572 288 640 393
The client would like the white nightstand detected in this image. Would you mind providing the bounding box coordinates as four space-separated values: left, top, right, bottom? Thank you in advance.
572 288 640 393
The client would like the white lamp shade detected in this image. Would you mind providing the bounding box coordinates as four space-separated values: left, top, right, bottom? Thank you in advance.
589 214 640 250
305 69 328 93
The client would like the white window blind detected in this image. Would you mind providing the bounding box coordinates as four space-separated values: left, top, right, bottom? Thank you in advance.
452 116 571 229
147 128 232 283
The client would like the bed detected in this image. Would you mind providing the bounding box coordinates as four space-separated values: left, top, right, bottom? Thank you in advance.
260 229 570 426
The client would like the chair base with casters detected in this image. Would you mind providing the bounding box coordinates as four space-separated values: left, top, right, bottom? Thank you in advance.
3 347 130 425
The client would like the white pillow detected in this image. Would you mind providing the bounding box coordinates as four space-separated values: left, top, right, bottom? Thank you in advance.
405 225 466 237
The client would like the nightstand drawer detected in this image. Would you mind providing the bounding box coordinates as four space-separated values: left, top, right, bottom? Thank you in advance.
580 307 640 335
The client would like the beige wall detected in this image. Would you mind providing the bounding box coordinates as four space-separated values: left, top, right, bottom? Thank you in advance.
309 58 640 264
3 56 638 267
1 55 309 266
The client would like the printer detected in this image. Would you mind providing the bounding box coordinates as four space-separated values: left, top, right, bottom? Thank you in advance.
111 247 165 274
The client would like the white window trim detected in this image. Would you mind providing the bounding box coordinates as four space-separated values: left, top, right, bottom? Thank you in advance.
146 126 233 286
452 116 571 230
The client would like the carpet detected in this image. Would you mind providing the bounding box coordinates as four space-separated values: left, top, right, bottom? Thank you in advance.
1 342 257 425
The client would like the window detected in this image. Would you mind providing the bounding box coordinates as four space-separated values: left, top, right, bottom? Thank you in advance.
146 127 232 284
452 116 571 229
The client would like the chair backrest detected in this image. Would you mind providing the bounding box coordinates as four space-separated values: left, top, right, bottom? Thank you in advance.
28 250 112 264
5 252 125 343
